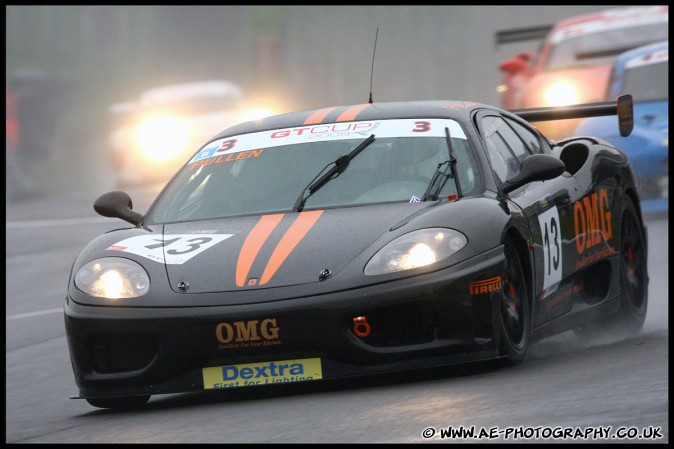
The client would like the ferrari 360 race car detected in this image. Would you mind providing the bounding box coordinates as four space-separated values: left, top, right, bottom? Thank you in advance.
65 94 648 409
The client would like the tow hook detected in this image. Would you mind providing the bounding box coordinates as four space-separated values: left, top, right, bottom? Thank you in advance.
353 316 371 337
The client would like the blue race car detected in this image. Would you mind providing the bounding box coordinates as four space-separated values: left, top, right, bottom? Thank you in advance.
574 40 668 215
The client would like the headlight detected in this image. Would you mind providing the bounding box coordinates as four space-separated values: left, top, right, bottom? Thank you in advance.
135 115 188 161
74 257 150 299
364 228 468 275
542 81 580 107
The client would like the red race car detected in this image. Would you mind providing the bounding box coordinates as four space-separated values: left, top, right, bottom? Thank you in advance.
496 5 668 140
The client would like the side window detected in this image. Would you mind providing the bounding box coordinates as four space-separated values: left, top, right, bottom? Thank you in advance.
494 118 529 162
506 118 543 154
482 116 527 183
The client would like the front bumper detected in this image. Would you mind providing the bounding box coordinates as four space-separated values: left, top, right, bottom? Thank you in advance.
65 247 505 399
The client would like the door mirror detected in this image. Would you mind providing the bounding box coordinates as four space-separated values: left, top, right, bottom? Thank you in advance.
501 154 566 194
94 191 144 226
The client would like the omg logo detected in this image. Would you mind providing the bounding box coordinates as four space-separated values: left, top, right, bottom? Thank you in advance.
215 318 281 349
573 189 612 255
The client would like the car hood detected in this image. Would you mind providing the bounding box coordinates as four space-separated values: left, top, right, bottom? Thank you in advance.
161 202 434 294
70 197 508 308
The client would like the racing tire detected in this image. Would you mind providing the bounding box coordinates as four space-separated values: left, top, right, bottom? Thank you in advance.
614 196 648 333
498 238 531 364
86 394 151 409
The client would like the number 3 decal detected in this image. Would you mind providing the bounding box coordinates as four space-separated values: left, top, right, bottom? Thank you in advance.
412 121 431 133
537 207 562 290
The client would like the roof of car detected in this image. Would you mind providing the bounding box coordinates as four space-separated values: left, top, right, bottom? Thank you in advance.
552 5 668 30
215 100 498 138
619 40 669 70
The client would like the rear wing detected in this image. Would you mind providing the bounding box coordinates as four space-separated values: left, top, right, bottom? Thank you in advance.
495 25 553 46
510 95 634 137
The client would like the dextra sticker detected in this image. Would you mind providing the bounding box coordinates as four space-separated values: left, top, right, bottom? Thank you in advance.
106 233 233 264
202 358 322 389
189 118 467 164
537 207 562 291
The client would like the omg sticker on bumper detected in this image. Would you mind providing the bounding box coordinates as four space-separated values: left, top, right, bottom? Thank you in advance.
202 358 322 389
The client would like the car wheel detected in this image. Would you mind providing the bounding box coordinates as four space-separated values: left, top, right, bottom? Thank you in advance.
616 196 648 333
498 238 530 363
86 394 151 409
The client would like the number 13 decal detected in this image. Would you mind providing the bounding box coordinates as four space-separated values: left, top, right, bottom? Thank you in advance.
107 234 234 264
537 207 562 290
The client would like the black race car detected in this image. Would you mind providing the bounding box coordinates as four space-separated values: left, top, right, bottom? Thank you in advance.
65 95 648 409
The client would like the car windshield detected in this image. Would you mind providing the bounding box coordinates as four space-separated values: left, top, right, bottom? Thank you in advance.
545 22 669 71
148 118 480 224
617 60 668 102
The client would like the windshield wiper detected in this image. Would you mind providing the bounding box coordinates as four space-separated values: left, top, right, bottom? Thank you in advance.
293 134 376 212
422 127 463 201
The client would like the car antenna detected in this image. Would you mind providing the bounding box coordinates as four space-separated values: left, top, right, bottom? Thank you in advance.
368 27 379 104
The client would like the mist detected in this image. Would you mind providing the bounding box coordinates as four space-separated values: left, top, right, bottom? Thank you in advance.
7 5 628 196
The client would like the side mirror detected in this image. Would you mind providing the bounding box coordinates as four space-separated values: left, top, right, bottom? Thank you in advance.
94 191 144 226
501 154 566 194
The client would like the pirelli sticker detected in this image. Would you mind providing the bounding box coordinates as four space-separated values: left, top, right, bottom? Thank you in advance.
469 276 502 295
202 358 323 389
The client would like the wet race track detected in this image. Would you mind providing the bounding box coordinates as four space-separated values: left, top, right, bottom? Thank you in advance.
6 185 668 444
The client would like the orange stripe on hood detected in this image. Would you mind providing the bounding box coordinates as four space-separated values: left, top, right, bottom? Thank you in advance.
304 107 338 125
260 210 324 285
236 214 284 287
336 104 371 122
